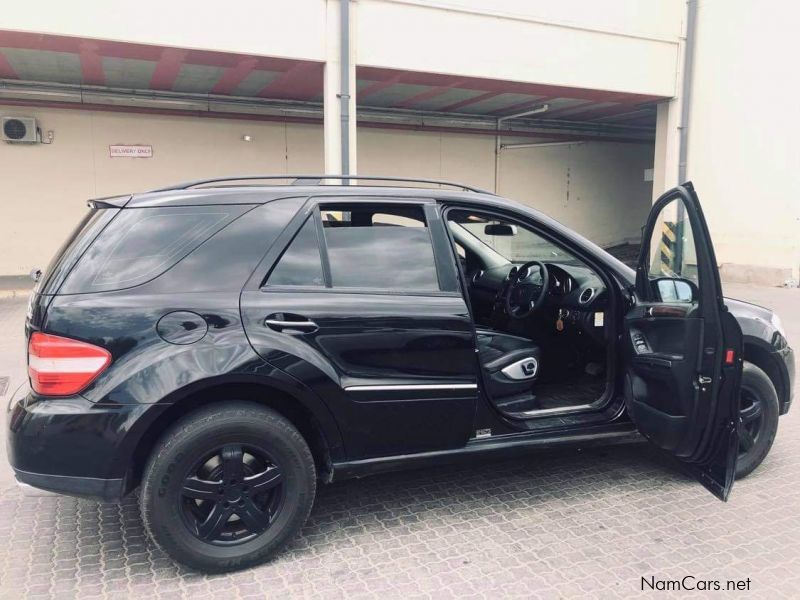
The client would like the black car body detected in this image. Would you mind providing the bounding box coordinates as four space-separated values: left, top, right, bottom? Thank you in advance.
6 177 794 570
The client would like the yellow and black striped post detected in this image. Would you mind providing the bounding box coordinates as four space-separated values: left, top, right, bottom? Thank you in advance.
659 220 682 276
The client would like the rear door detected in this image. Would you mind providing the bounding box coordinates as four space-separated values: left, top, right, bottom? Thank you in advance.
623 183 743 500
240 197 478 460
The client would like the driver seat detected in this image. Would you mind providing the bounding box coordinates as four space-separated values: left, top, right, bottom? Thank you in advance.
475 328 541 408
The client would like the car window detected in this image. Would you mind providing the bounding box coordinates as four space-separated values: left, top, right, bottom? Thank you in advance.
449 212 580 266
266 216 325 287
371 213 425 227
647 198 698 282
60 207 239 293
320 205 440 291
645 197 699 302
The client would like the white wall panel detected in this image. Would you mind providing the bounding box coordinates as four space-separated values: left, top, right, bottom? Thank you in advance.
3 0 327 61
0 108 650 275
357 0 681 96
0 107 323 273
686 0 800 281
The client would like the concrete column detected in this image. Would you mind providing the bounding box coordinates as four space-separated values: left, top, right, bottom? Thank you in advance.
651 4 688 203
651 100 682 201
323 0 357 176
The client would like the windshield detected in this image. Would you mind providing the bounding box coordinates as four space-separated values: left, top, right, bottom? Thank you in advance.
456 218 581 266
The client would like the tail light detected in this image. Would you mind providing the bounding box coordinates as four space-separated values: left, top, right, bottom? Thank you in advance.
28 332 111 396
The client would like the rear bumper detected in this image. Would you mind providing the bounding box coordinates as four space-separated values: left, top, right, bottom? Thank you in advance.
6 383 141 501
13 469 124 501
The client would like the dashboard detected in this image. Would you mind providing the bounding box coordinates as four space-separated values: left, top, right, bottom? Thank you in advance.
471 262 607 311
468 262 608 343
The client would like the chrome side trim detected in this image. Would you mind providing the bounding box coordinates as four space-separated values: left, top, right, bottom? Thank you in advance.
345 383 478 392
264 319 317 329
510 403 594 418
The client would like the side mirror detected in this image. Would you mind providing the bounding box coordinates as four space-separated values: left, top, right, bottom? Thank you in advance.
653 277 696 303
484 223 517 236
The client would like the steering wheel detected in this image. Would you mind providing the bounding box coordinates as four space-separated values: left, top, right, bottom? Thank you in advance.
505 261 550 319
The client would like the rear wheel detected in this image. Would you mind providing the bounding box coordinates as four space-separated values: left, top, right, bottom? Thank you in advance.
141 402 316 572
735 362 779 479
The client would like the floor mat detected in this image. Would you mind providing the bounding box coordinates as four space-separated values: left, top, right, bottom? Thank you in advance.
533 375 607 410
493 374 606 416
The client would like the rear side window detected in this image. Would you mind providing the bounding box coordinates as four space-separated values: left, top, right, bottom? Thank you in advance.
321 204 440 291
266 216 325 287
61 207 240 293
36 207 119 295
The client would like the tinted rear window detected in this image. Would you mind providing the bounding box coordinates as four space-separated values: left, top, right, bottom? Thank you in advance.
37 207 120 295
60 207 243 293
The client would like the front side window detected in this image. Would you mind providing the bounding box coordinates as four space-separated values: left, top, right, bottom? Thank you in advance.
320 204 440 291
645 197 699 302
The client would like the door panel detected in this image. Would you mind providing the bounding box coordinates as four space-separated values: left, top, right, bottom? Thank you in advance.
624 183 743 500
625 310 703 453
240 199 479 460
241 290 477 459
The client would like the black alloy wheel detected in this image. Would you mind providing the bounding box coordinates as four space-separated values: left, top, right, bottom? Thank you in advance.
735 362 779 479
142 402 316 572
738 389 764 458
180 444 286 545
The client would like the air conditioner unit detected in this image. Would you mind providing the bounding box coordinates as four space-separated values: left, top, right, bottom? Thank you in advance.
2 116 39 143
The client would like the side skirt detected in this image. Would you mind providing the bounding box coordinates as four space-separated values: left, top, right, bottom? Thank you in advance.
329 422 641 482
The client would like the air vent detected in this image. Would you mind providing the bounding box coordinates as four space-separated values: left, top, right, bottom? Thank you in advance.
472 269 484 284
2 117 38 143
579 287 596 304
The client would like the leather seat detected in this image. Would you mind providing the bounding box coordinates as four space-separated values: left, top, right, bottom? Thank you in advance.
476 329 541 373
475 328 541 403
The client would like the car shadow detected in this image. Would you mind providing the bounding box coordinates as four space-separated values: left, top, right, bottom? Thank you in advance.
0 441 693 587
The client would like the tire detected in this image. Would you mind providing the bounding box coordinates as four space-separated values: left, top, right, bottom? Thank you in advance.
735 362 780 479
141 402 316 572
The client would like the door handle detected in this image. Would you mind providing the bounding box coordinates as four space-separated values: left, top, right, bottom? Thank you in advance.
264 317 318 333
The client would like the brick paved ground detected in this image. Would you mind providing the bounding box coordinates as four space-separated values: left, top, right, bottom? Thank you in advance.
1 284 798 599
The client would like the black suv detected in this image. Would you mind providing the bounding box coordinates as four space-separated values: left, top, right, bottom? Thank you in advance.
7 176 794 572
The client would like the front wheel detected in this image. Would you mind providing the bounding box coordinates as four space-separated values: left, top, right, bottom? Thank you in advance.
141 402 316 572
735 362 780 479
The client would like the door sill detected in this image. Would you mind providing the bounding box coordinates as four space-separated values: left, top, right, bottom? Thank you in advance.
503 401 597 420
497 382 613 421
330 422 640 482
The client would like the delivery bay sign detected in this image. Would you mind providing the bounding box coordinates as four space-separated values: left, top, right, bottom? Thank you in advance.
109 144 153 158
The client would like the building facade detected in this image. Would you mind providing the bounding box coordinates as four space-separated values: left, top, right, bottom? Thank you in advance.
1 0 797 283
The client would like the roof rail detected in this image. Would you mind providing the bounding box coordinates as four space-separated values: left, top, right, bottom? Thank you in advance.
150 175 492 194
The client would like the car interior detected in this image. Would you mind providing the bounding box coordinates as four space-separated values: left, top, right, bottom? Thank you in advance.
445 209 612 420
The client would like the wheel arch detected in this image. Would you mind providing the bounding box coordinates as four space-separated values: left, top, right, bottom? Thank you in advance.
742 336 788 413
120 376 346 493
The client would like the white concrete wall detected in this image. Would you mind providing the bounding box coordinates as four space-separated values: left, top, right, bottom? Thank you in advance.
0 107 324 274
357 0 682 96
0 107 651 274
497 141 654 247
357 128 496 190
5 0 682 98
358 128 653 247
2 0 327 61
684 0 800 283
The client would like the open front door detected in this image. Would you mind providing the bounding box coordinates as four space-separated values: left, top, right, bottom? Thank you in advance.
623 183 743 500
